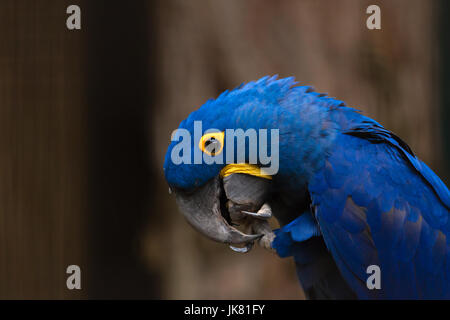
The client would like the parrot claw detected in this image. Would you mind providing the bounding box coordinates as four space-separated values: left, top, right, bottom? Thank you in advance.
229 233 263 253
242 203 272 220
229 242 253 253
251 219 276 253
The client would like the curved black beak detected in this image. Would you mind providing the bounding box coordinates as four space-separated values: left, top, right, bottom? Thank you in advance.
173 176 262 245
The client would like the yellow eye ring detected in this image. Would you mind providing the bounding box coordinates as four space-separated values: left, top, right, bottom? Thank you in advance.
199 132 224 156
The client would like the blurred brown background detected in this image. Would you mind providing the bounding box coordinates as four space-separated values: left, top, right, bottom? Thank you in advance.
0 0 448 299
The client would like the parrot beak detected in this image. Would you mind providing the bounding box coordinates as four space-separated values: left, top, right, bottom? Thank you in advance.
173 176 263 245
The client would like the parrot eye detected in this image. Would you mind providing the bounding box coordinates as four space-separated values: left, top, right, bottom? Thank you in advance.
199 132 224 156
204 138 219 155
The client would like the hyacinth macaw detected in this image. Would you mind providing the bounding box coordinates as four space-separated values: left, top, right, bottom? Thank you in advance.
163 76 450 299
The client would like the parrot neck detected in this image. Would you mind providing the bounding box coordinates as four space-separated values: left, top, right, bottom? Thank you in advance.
275 99 340 191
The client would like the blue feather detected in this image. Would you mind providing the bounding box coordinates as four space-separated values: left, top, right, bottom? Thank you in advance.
164 76 450 299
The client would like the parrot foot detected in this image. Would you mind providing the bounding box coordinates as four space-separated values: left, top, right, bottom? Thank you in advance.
227 202 276 254
250 218 276 253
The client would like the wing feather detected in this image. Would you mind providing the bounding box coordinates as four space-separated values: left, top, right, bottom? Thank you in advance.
309 132 450 299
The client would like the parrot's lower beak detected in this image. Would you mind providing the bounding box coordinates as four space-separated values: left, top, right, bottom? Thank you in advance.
173 172 274 249
174 176 262 245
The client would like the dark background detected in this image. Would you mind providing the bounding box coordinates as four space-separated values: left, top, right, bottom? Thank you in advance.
0 0 448 299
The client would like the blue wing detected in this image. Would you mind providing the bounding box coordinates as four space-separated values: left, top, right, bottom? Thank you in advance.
307 126 450 299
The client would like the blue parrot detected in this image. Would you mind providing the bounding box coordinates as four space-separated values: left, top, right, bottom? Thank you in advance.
163 76 450 299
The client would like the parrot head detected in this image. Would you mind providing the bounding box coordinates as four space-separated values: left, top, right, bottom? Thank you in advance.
163 75 336 250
